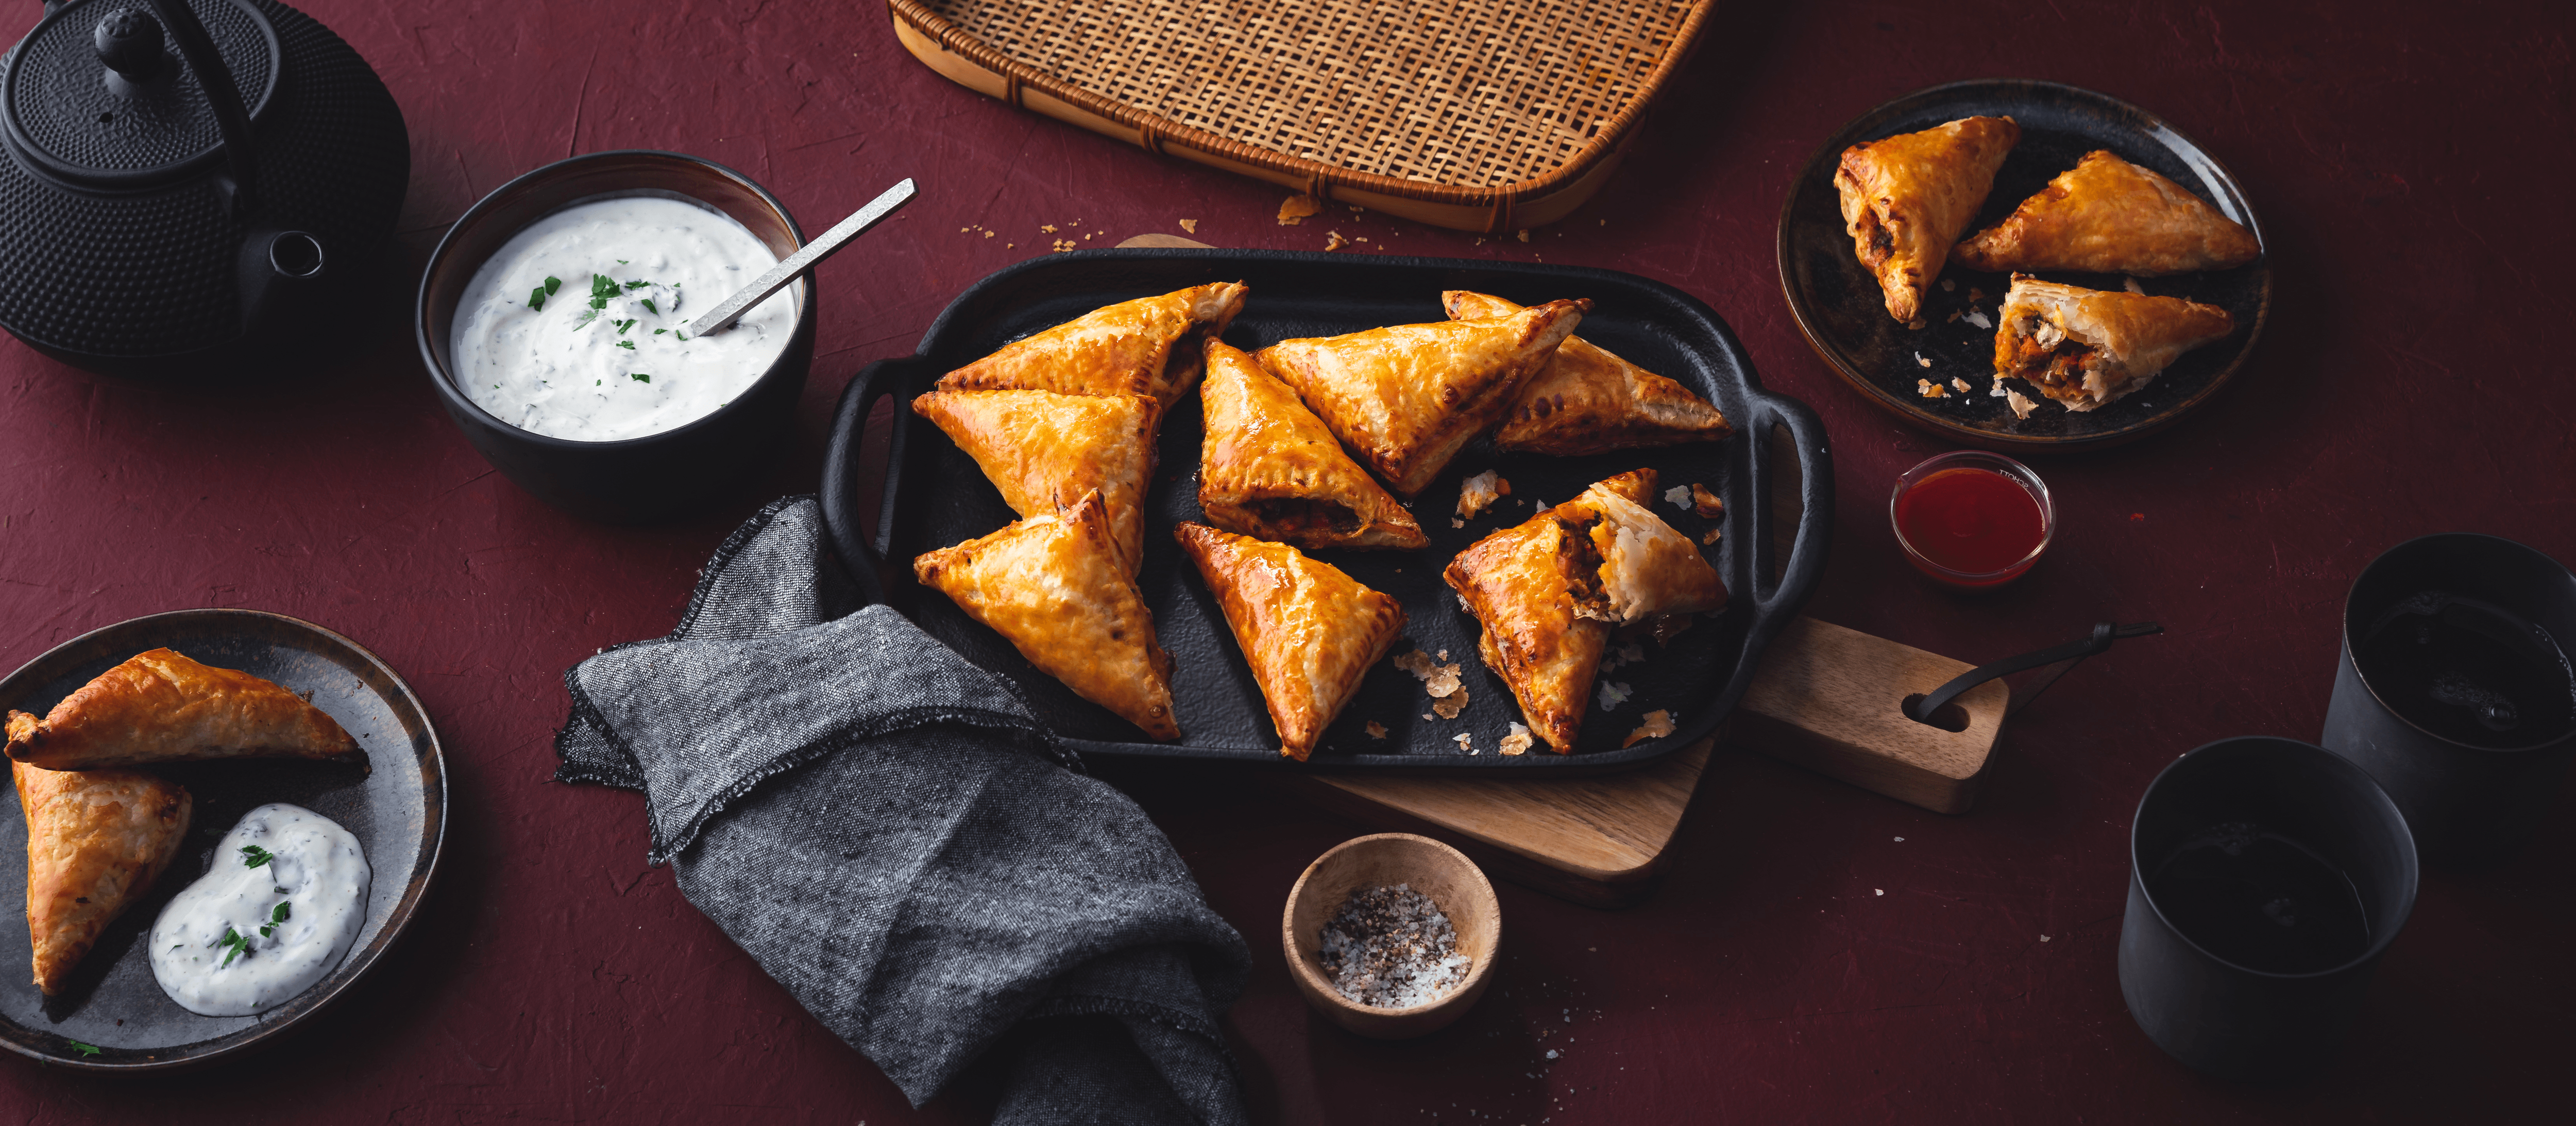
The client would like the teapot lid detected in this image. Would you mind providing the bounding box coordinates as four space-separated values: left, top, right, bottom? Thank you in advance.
3 0 278 190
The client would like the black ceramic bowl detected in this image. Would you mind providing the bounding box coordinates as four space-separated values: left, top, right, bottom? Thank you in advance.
416 150 815 524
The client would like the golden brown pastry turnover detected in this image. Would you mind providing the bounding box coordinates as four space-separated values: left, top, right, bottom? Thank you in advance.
1442 291 1732 456
1197 340 1427 551
1992 275 2234 412
912 490 1180 740
935 282 1249 411
5 649 359 770
1954 150 2261 276
1445 469 1721 753
1174 523 1406 761
1834 115 2020 322
1255 299 1588 497
913 388 1157 572
1562 469 1727 623
1446 507 1606 754
15 760 190 995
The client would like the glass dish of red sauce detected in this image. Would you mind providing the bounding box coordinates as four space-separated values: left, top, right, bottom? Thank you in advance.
1890 451 2055 589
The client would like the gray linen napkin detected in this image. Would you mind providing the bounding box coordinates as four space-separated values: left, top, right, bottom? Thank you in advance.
555 496 1250 1125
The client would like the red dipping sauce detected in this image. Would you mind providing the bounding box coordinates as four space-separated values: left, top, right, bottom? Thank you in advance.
1890 452 2054 589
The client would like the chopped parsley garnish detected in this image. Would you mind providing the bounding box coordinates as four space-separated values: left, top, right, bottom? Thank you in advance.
675 331 689 342
616 259 629 264
640 298 658 315
240 845 274 869
589 273 620 309
260 899 291 937
527 275 562 311
653 328 667 335
630 373 650 383
218 927 249 968
624 279 649 290
616 340 636 350
66 1041 100 1057
615 318 636 334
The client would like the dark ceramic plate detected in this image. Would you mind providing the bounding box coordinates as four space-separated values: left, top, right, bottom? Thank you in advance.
1777 79 2270 450
0 610 445 1071
822 249 1832 772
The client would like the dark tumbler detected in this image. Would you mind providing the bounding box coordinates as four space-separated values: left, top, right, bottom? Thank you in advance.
2321 533 2576 861
2119 737 2417 1080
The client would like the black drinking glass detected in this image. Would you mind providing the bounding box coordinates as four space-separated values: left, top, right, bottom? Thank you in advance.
2322 533 2576 861
2119 737 2418 1079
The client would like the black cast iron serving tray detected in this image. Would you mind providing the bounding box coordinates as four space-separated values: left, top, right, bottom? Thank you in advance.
822 250 1832 771
0 610 445 1070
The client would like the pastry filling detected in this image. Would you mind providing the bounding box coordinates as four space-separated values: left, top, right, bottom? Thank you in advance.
1557 515 1617 622
1246 497 1361 536
2005 316 2098 395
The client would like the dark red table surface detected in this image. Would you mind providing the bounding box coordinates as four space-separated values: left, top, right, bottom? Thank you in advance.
4 1 2570 1121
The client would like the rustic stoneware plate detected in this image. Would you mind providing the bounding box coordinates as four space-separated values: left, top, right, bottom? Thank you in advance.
0 610 445 1071
1778 79 2270 450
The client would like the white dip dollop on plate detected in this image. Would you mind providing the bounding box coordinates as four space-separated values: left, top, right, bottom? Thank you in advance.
451 194 796 442
149 802 371 1017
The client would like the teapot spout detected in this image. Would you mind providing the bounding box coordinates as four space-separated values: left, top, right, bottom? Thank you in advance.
237 228 328 346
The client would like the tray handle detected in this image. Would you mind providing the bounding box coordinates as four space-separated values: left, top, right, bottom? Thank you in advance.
1745 385 1834 614
822 356 934 607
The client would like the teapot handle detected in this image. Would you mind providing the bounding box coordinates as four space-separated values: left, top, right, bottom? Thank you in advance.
144 0 257 216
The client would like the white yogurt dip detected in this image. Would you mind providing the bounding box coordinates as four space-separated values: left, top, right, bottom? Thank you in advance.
149 803 370 1017
450 195 797 441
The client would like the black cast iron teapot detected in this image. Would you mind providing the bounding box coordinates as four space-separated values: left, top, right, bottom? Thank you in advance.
0 0 406 376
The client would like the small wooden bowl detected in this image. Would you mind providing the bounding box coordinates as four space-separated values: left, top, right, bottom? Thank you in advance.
1282 833 1500 1038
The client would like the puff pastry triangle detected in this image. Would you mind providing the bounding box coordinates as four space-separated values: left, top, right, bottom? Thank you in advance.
1174 523 1407 760
1834 115 2020 322
936 282 1249 411
1255 299 1588 496
1954 150 2261 276
15 761 191 995
1562 469 1727 623
1446 508 1607 753
1446 469 1721 752
913 491 1180 740
5 649 359 770
913 388 1157 571
1197 340 1426 551
1442 291 1732 456
1992 275 2234 412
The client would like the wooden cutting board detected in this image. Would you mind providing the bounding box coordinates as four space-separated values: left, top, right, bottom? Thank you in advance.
1126 233 2011 907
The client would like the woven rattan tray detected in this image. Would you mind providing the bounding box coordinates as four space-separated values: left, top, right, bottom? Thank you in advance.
888 0 1716 234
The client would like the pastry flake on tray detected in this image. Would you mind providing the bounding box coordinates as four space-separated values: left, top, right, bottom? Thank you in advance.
935 281 1249 410
1445 468 1720 753
14 760 190 995
1993 274 2234 412
1834 115 2020 322
1254 298 1588 497
1196 339 1427 551
4 648 360 770
1953 149 2261 276
913 388 1157 571
912 490 1180 740
1442 291 1732 456
1174 523 1406 761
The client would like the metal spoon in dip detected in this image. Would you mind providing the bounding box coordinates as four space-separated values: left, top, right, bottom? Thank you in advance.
687 178 917 337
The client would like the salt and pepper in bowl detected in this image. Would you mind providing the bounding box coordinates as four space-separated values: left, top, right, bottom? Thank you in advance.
1283 833 1500 1038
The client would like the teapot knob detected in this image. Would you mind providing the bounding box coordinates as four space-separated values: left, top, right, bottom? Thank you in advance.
95 8 167 82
